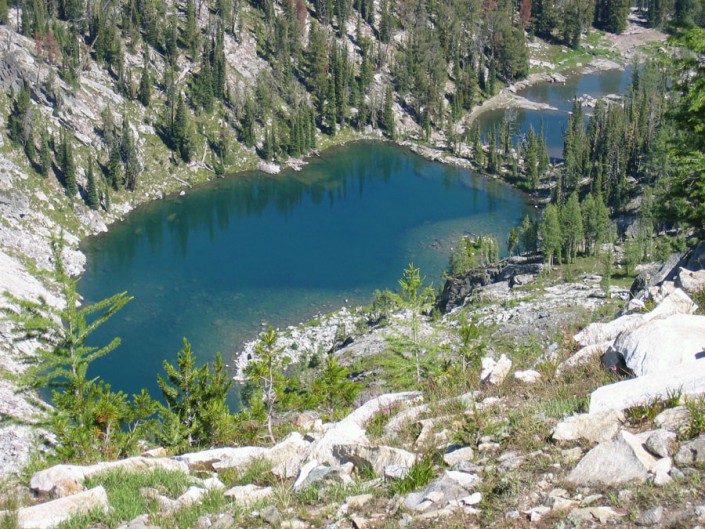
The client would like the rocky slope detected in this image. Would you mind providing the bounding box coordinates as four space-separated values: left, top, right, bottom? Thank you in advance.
6 249 705 528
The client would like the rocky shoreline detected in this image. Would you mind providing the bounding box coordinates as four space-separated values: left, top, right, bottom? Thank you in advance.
0 15 668 480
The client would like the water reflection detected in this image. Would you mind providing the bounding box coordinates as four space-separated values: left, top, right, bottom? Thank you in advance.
80 142 531 399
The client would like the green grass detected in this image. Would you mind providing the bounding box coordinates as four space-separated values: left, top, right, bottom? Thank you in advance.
54 468 195 528
388 453 438 496
217 458 277 488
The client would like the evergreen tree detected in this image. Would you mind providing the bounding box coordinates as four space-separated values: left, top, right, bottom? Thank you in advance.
157 339 234 450
561 192 583 263
594 0 629 34
60 132 78 198
121 118 140 191
3 240 150 462
8 84 32 148
138 64 152 107
244 327 287 443
523 126 539 189
108 142 123 190
309 354 360 418
382 84 395 139
0 0 8 24
508 227 520 256
185 0 200 58
85 158 99 210
194 42 215 112
661 29 705 234
212 28 227 101
520 215 538 253
240 97 256 148
325 78 337 135
539 203 562 267
472 123 485 167
538 121 550 175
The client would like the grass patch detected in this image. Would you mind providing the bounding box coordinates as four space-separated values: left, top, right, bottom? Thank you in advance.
54 468 196 528
366 402 403 440
217 458 277 488
389 453 438 496
624 390 682 428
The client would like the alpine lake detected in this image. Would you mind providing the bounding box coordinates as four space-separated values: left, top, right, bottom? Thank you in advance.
79 67 632 401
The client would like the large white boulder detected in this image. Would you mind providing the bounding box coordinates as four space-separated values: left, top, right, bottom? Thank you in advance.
574 314 645 347
642 288 698 322
331 444 416 475
567 431 658 486
12 487 109 529
560 341 613 370
552 410 624 444
590 360 705 413
615 314 705 376
306 392 421 466
676 268 705 296
176 446 267 472
480 354 512 386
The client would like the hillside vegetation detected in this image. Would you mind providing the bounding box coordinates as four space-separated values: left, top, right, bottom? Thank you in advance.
2 0 705 527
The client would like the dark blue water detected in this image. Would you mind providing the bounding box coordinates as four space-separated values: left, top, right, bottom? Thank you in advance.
80 142 532 399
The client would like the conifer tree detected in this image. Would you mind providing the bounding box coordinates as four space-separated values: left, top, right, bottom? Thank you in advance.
523 126 539 189
85 158 99 210
538 120 550 175
472 123 485 167
539 203 562 267
107 142 123 190
382 84 395 139
138 64 152 107
121 118 140 191
185 0 199 58
309 354 360 418
561 192 583 263
8 84 32 148
244 327 288 443
158 339 234 449
0 0 8 24
60 132 78 198
521 214 538 253
325 78 337 135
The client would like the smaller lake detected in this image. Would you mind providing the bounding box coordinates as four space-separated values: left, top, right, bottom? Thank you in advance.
478 67 632 158
80 142 532 400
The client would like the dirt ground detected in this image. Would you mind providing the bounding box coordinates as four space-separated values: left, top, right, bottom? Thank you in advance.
604 14 669 60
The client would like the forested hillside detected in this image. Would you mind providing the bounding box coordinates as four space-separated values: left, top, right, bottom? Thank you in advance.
2 0 701 213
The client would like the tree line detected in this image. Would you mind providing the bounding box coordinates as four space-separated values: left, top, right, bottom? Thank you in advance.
3 0 663 209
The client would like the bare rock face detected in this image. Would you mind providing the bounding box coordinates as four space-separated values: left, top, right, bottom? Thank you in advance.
567 431 659 486
552 410 624 444
574 314 645 347
590 361 705 414
616 314 705 376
